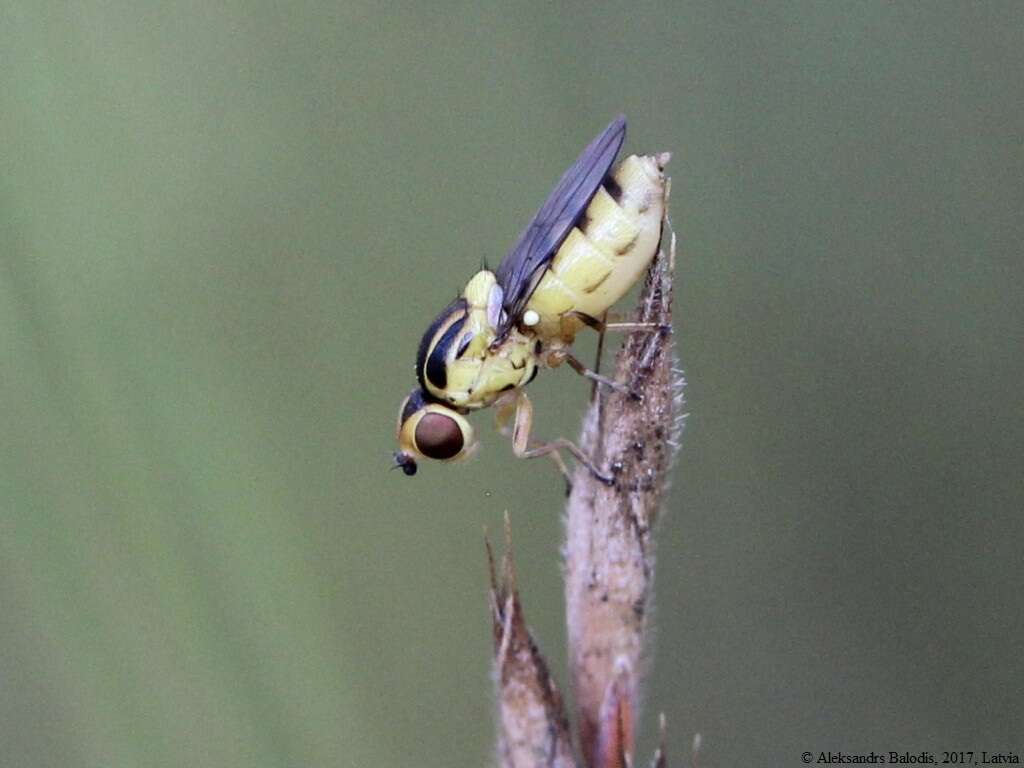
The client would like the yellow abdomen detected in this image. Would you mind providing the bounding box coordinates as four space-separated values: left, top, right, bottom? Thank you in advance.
524 152 669 339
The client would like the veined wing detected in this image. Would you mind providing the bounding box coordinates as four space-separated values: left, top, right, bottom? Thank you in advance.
494 115 626 336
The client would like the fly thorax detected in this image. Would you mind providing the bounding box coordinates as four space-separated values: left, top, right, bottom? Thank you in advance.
461 332 537 408
423 270 512 409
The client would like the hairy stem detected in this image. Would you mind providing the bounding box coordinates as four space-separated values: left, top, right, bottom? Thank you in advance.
564 236 684 767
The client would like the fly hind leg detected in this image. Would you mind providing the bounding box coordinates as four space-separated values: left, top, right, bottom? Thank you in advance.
565 310 670 335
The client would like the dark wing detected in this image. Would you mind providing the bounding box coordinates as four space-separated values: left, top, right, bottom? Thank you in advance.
494 115 626 335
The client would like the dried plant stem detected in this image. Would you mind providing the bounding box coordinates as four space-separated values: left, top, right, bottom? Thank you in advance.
564 234 683 767
489 213 683 767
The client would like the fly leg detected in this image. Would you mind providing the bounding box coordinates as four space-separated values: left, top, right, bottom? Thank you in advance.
546 346 643 401
510 390 614 486
565 310 670 335
590 310 608 403
562 310 672 399
493 394 517 437
562 352 638 399
495 392 573 487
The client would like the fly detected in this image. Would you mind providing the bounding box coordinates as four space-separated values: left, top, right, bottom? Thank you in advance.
394 115 670 482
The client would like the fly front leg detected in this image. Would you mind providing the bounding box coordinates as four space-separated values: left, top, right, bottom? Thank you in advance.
493 392 517 437
495 390 571 485
510 390 614 486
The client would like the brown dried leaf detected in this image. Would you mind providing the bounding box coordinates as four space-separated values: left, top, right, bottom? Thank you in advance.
489 513 577 768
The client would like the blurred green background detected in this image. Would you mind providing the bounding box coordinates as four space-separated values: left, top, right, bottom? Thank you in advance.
3 2 1022 766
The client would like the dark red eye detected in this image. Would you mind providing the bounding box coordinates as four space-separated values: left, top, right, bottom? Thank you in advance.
414 413 464 460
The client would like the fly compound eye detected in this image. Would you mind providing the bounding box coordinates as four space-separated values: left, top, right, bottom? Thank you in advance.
395 389 475 469
414 412 465 460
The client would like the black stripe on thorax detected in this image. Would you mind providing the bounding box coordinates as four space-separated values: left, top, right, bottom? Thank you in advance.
426 316 467 390
416 298 468 392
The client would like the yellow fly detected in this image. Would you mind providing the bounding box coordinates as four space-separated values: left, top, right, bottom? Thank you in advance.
395 116 670 480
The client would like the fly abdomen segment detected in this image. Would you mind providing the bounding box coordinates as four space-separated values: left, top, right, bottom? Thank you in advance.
522 153 668 340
